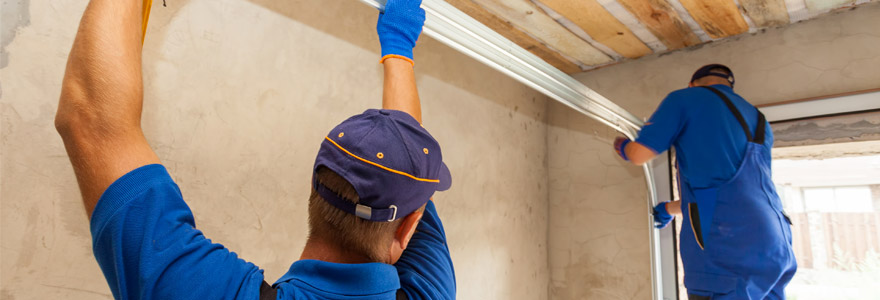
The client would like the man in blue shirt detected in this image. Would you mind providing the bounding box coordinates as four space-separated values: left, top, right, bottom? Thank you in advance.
55 0 455 299
613 65 797 300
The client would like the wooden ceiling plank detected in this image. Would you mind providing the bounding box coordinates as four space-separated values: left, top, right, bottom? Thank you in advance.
445 0 582 73
537 0 652 59
616 0 702 50
466 0 614 66
740 0 790 27
678 0 750 38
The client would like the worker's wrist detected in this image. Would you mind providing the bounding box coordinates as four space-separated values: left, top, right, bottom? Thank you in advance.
616 138 631 161
655 201 671 217
380 54 414 67
378 38 415 65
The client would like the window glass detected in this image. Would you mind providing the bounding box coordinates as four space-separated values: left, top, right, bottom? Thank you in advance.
773 151 880 300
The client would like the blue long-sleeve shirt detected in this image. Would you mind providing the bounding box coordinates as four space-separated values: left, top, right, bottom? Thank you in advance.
90 164 455 300
635 85 773 189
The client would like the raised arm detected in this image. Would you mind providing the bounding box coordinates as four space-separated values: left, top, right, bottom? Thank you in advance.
613 92 688 166
383 59 422 122
377 0 425 122
614 138 658 166
376 1 456 298
55 0 159 218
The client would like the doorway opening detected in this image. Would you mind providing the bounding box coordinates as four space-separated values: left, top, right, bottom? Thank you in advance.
772 141 880 299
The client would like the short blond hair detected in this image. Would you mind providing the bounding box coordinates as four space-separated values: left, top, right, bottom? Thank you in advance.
308 167 405 263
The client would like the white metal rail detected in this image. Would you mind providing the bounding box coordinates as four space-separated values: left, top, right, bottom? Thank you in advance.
358 0 669 298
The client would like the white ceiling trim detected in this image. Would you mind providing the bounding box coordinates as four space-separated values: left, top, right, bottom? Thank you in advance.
761 90 880 122
805 0 855 14
791 0 876 22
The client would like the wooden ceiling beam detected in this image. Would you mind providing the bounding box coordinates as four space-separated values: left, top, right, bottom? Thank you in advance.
466 0 614 66
444 0 582 73
678 0 750 38
740 0 790 27
537 0 652 59
616 0 702 50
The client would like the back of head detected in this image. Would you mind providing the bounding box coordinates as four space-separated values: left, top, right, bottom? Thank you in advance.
308 167 404 263
307 109 450 264
690 64 735 88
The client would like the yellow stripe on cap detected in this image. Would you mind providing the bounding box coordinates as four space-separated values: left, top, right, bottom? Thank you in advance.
324 136 439 183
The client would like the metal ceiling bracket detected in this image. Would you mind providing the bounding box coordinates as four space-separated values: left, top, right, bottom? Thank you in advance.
357 0 666 299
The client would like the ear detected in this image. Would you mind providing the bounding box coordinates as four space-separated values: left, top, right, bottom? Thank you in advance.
388 210 423 263
688 81 696 88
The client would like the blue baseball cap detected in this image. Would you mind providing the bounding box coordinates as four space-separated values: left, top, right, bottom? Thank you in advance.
691 64 735 87
313 109 452 222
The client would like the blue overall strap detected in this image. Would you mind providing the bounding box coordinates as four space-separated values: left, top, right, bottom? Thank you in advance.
754 111 766 144
700 86 766 144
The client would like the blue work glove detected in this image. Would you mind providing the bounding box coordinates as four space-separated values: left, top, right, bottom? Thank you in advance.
653 202 674 229
377 0 426 65
614 137 631 161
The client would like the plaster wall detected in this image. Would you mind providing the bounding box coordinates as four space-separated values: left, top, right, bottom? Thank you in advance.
0 0 550 299
547 3 880 299
772 111 880 147
546 106 652 299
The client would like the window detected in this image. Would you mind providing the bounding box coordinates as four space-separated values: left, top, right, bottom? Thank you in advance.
801 186 873 213
772 150 880 300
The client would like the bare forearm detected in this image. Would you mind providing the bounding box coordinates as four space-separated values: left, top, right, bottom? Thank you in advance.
382 58 422 123
58 0 145 130
625 141 658 166
56 0 159 216
666 200 682 215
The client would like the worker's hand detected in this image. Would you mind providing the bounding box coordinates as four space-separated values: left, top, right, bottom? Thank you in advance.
377 0 425 65
653 202 674 229
613 137 631 161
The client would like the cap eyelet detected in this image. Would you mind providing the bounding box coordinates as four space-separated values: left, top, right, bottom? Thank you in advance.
423 148 429 154
338 132 344 138
377 152 384 159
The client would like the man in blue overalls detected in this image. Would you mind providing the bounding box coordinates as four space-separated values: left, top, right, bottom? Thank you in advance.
613 65 797 299
56 0 454 299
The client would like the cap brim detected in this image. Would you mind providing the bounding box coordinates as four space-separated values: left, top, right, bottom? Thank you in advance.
437 162 452 191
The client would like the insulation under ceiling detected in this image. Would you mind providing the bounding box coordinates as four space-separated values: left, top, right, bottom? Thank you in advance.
444 0 879 73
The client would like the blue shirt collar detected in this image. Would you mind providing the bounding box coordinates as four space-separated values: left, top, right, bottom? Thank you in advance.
276 260 400 295
707 84 733 91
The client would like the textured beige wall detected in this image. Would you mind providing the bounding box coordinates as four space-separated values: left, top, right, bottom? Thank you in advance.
547 3 880 299
546 104 652 299
0 0 550 299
